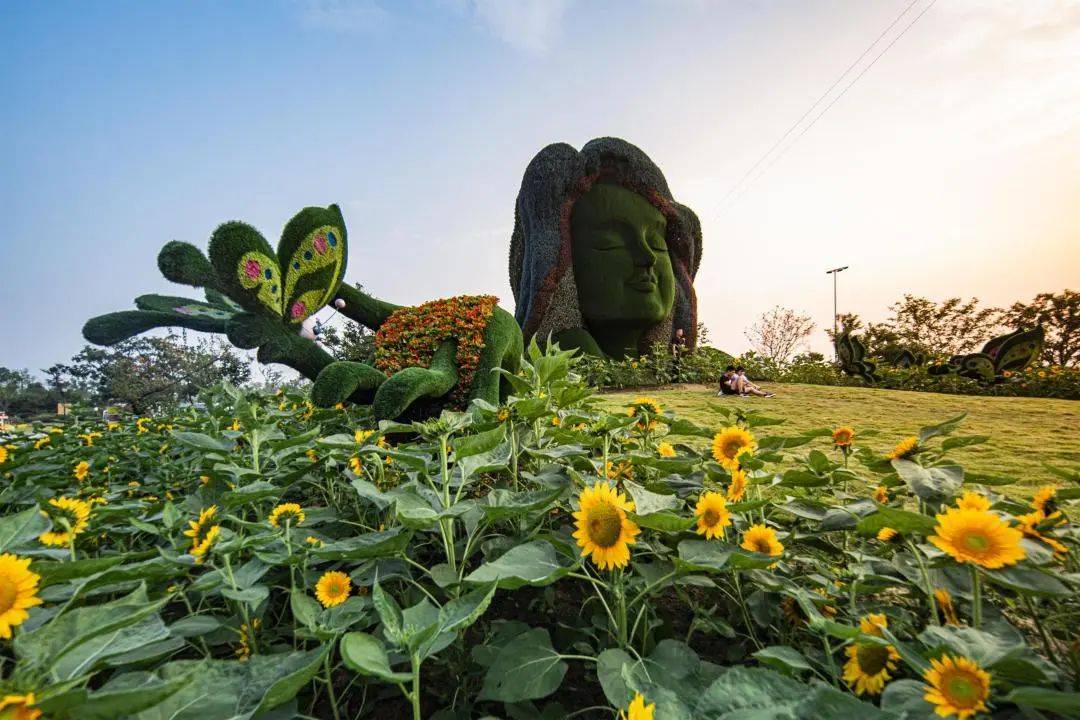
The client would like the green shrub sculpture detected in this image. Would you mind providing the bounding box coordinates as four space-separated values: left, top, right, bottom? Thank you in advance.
834 329 880 383
83 205 522 418
509 137 702 359
928 326 1044 382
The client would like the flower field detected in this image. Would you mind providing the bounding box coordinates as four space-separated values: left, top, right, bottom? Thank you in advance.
0 342 1076 719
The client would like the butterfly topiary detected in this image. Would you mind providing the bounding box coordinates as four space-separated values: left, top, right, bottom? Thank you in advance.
83 204 523 419
928 327 1044 383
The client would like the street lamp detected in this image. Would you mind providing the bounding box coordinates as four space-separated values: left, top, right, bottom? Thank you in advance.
825 266 849 357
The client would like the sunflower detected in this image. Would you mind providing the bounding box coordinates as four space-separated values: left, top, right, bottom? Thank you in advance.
38 497 91 547
1016 511 1069 557
780 595 836 626
712 427 756 471
184 506 220 563
873 486 889 504
305 449 318 463
929 508 1025 569
73 461 89 482
573 481 640 570
627 396 663 416
32 437 49 450
923 654 991 720
0 447 8 465
934 588 961 626
656 442 676 458
620 692 655 720
551 416 561 427
230 419 241 431
235 618 260 661
887 436 919 460
726 469 747 502
1031 486 1058 516
315 570 351 608
842 613 900 696
832 426 855 447
694 492 731 540
601 461 634 481
496 408 510 422
136 418 150 434
956 492 990 511
741 524 784 557
268 503 305 529
0 554 42 639
877 527 900 543
0 694 41 720
355 429 375 444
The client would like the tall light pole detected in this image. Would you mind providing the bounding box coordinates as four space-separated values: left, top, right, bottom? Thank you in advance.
825 266 849 357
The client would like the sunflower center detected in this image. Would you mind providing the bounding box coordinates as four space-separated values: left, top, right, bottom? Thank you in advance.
751 539 770 553
855 644 889 675
961 531 990 554
0 576 17 614
944 673 979 707
587 502 623 548
702 510 720 527
723 440 744 458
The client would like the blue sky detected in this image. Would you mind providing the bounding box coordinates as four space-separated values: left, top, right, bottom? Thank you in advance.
3 1 1078 374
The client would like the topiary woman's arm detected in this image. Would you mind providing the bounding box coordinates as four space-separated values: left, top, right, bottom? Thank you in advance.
335 284 400 331
371 340 459 419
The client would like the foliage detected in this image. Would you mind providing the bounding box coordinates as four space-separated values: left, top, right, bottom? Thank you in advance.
0 343 1076 718
0 368 54 419
744 305 816 365
863 295 1003 358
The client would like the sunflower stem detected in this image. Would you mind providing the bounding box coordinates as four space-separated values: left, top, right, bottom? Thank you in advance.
907 539 938 625
410 653 422 720
1022 594 1059 666
732 570 762 650
324 648 341 720
970 565 982 628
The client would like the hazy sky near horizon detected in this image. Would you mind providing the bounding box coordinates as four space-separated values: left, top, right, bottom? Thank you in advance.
2 0 1078 374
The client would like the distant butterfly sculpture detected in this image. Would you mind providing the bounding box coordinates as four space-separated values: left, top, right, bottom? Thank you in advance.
83 204 522 419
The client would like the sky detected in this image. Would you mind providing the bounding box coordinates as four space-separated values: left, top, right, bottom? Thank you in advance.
2 0 1078 375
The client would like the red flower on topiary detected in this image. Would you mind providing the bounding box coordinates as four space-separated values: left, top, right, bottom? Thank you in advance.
375 295 498 407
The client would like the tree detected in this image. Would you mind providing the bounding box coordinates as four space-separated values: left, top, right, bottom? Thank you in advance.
1000 290 1078 366
0 367 53 419
53 335 252 414
744 306 816 365
876 295 1001 357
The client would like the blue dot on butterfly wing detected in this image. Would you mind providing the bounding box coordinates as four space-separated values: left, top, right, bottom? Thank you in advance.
328 232 337 246
304 251 313 260
271 285 278 294
293 261 300 270
264 268 272 279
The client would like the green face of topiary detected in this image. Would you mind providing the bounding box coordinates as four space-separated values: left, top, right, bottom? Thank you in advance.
570 183 675 340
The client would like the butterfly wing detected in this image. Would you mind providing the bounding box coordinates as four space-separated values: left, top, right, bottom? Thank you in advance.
208 221 283 319
278 205 348 325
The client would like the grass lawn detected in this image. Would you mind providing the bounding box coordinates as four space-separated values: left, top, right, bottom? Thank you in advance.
600 383 1079 490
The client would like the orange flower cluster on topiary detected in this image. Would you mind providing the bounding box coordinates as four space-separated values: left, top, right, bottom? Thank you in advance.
375 295 498 407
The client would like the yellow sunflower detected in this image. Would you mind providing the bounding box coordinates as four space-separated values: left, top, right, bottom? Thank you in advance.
726 469 747 502
0 554 42 639
601 461 634 481
73 461 89 482
184 506 220 563
628 396 663 416
842 614 900 696
32 437 49 450
877 527 900 543
929 508 1025 569
230 419 241 431
873 486 889 504
315 570 351 608
656 442 676 458
39 497 91 547
136 418 150 434
934 588 960 626
1016 511 1068 557
1031 486 1058 516
956 492 990 512
0 447 8 465
741 524 784 557
235 618 260 661
832 426 855 447
694 492 731 540
712 427 756 471
572 481 640 570
923 654 991 720
355 429 375 444
306 449 318 463
268 503 305 529
348 456 363 473
887 436 919 461
620 692 655 720
0 693 41 720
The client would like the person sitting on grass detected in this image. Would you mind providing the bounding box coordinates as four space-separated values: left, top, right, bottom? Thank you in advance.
732 366 774 397
718 365 739 395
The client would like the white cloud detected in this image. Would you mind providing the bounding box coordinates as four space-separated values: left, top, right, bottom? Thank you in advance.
466 0 573 53
295 0 389 33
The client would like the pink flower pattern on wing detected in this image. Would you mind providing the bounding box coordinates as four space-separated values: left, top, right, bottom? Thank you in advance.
244 259 262 280
313 234 328 255
291 301 307 319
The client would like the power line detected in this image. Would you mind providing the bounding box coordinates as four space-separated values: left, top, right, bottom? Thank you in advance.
717 0 936 215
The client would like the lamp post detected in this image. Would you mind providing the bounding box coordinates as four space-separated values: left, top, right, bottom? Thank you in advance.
825 266 848 358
